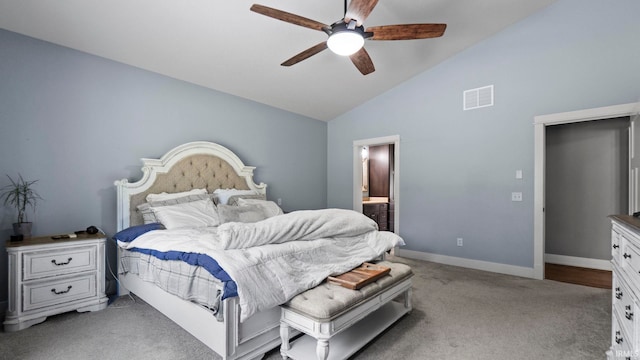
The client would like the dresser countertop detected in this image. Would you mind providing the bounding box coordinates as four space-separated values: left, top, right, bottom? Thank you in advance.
362 197 389 204
610 214 640 232
6 232 105 248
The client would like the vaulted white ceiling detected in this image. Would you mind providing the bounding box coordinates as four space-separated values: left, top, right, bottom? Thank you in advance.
0 0 556 121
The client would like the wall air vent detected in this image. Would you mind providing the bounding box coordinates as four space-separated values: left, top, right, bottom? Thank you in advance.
463 85 494 111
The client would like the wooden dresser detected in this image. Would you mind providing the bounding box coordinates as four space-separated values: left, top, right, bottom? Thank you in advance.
608 215 640 359
363 202 388 231
3 233 108 331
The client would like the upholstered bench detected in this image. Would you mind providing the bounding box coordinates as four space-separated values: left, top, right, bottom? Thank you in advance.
279 261 413 360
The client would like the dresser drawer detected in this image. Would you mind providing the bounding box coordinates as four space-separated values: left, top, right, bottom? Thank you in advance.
611 312 633 358
620 238 640 292
613 226 622 266
613 271 637 344
610 314 633 359
23 274 96 312
23 245 96 281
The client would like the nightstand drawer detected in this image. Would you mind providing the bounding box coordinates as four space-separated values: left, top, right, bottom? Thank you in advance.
23 245 96 280
23 274 96 312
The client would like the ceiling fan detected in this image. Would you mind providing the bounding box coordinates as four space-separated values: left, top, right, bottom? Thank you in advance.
250 0 447 75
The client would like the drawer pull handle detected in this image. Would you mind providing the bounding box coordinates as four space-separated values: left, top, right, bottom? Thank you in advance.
613 244 619 249
51 257 73 266
624 253 632 259
616 330 624 344
51 285 72 295
616 287 623 299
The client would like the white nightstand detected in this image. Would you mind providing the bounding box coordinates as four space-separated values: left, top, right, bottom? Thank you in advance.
3 233 109 331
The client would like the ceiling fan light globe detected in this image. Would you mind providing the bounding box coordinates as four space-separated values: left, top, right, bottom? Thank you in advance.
327 31 364 56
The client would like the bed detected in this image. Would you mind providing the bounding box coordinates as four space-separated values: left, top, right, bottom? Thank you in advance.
113 141 403 360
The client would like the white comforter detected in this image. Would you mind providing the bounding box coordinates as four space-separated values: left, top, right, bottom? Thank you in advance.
121 208 404 321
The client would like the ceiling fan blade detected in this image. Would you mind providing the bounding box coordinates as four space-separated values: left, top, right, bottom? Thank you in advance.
349 47 375 75
345 0 379 25
367 24 447 40
250 4 328 31
281 42 328 67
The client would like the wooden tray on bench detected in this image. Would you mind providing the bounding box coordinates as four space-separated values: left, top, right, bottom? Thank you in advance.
328 263 391 290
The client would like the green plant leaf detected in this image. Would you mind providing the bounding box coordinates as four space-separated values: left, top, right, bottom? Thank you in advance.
0 174 42 223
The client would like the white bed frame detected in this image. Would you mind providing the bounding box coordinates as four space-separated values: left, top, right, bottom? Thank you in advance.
114 141 282 360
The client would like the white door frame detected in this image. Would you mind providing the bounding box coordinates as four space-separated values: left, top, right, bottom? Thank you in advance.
533 102 639 279
353 135 401 234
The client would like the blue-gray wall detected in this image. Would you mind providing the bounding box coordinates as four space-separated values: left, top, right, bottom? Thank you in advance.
0 29 327 300
2 0 640 305
327 0 640 268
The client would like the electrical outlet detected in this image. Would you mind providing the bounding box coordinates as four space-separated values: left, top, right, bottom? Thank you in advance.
511 192 523 201
457 238 463 247
277 198 282 205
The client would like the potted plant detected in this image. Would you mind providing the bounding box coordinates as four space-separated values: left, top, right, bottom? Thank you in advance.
1 174 42 238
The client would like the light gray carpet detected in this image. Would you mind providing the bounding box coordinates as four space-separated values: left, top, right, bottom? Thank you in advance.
0 256 611 360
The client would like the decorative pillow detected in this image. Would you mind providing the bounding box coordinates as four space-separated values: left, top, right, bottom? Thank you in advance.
146 188 207 202
113 223 164 243
151 198 219 229
212 189 259 205
227 193 267 206
137 203 157 224
217 204 273 224
236 198 283 217
137 193 211 224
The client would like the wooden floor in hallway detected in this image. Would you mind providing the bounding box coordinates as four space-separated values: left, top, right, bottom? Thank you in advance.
545 263 611 289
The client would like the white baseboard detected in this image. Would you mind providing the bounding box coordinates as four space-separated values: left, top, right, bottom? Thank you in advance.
544 253 611 271
395 249 537 279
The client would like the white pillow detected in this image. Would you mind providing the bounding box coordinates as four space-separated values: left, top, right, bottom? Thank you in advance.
137 193 210 224
236 198 283 217
146 188 207 202
151 198 219 229
212 189 259 205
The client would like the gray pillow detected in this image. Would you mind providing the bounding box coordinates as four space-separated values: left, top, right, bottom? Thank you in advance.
225 193 267 206
236 199 283 217
217 204 272 224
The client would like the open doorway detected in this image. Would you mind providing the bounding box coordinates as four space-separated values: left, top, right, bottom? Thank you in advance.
533 102 640 280
544 117 629 288
353 135 400 235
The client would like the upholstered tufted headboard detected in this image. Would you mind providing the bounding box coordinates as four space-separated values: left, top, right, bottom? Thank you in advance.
115 142 266 230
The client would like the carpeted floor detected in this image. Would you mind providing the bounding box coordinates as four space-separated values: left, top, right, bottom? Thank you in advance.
0 256 611 360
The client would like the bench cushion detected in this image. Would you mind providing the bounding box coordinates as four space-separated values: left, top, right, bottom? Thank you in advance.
283 261 412 321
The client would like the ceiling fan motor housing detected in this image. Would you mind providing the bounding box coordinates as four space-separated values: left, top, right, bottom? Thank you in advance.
323 20 372 39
